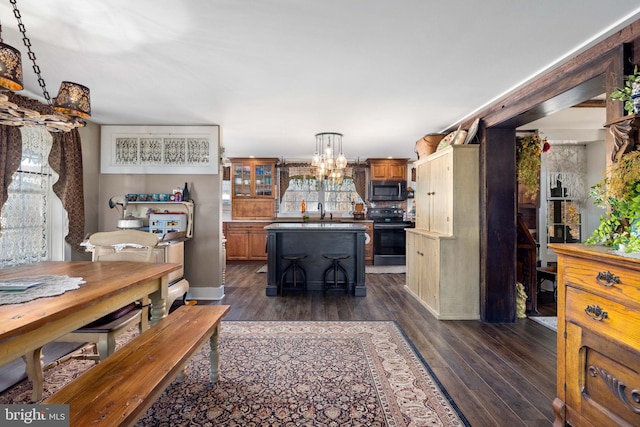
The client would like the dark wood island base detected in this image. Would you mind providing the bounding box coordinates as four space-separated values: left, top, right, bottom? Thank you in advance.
265 223 367 296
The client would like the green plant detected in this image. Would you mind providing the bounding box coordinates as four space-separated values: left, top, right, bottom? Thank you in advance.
610 65 640 115
516 134 549 199
586 150 640 253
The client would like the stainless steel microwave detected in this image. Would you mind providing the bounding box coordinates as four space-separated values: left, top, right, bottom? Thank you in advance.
369 180 407 201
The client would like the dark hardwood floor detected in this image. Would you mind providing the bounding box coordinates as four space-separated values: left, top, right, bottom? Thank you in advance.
199 262 557 427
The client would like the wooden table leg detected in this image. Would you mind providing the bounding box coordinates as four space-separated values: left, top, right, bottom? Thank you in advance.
209 324 221 383
149 276 168 326
22 347 44 402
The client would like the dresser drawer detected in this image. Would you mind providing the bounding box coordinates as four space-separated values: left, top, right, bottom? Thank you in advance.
564 321 640 427
566 286 640 350
562 257 640 306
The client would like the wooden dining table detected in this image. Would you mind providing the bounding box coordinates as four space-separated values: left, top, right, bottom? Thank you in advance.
0 261 180 401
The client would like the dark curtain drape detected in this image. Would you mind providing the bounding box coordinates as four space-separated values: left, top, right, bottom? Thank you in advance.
49 129 85 252
279 168 289 202
354 167 366 202
0 126 23 234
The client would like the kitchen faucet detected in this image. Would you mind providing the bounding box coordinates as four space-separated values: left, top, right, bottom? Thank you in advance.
318 202 325 220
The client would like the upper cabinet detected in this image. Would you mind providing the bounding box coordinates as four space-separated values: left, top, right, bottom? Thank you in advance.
367 158 408 181
230 158 279 220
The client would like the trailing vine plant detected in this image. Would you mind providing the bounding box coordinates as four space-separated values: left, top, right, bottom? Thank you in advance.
610 65 640 115
586 150 640 253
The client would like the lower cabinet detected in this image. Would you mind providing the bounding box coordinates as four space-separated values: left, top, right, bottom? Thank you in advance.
363 221 374 264
223 222 269 261
405 229 479 320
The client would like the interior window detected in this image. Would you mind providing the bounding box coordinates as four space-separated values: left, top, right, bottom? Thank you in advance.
544 144 586 245
280 177 363 215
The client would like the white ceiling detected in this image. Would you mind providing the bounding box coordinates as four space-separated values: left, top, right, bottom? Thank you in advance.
2 1 639 161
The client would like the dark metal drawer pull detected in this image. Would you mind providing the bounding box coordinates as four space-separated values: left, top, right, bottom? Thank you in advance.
584 305 608 321
595 271 620 287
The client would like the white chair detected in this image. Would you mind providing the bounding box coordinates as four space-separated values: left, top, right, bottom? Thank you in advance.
57 230 161 360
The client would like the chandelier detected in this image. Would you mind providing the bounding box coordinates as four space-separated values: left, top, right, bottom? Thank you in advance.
0 0 90 132
311 132 347 184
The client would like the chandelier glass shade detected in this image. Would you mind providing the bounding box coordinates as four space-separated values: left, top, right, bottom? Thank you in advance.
312 132 347 184
0 0 91 131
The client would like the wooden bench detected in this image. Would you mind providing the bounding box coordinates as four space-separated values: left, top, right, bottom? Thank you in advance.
43 304 230 427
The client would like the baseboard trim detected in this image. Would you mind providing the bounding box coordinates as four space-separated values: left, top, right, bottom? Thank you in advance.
188 285 225 301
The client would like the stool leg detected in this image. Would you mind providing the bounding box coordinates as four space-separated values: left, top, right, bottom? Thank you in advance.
298 264 307 294
291 261 298 290
280 263 292 296
337 262 349 294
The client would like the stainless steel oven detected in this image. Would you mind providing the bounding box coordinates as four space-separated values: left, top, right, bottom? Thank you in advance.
368 208 413 265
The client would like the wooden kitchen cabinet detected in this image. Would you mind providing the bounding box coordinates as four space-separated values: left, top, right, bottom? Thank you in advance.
367 158 408 181
406 145 479 320
223 221 270 260
230 158 278 220
549 243 640 427
363 221 374 264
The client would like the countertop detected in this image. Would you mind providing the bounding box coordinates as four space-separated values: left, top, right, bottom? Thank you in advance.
224 218 373 223
265 222 367 231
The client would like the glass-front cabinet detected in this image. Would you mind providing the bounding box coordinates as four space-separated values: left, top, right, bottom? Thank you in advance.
232 160 275 197
230 158 278 219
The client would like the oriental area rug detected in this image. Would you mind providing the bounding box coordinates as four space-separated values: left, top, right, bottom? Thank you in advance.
0 321 468 426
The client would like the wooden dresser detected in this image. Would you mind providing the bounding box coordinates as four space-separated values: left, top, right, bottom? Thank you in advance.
549 243 640 427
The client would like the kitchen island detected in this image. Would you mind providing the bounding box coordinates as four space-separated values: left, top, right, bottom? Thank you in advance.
265 223 367 296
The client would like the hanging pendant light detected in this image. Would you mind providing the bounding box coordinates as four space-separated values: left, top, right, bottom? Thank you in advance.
311 132 347 183
0 0 91 131
53 81 91 118
0 22 23 91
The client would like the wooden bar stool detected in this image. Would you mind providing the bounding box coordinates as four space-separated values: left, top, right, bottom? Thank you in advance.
279 254 308 295
323 254 350 295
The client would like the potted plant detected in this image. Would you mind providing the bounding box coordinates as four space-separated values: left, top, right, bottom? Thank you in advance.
610 65 640 115
586 150 640 254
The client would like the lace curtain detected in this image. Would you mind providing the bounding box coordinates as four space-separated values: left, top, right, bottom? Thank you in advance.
545 145 587 202
0 127 53 266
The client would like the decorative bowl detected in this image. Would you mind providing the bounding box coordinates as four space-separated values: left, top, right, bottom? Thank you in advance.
138 194 150 201
125 193 138 202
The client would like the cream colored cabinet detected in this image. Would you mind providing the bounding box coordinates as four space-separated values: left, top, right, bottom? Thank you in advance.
415 150 453 234
405 232 421 297
406 145 479 320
